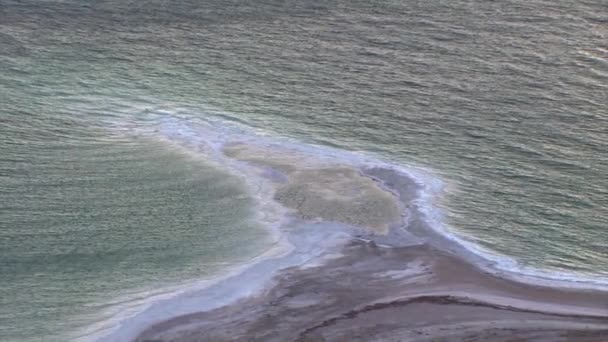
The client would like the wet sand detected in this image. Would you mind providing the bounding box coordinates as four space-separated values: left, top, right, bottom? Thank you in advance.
135 241 608 341
134 142 608 341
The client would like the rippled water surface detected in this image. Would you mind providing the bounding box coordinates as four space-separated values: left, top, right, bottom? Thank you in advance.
1 0 607 341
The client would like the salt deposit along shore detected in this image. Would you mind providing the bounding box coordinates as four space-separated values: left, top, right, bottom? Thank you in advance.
125 120 608 342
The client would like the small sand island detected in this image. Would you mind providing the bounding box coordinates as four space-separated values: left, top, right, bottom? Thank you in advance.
134 136 608 342
224 143 402 234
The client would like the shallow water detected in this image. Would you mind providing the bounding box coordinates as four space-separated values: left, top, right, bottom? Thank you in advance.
1 0 607 341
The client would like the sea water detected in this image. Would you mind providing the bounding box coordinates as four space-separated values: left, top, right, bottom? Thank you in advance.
1 0 607 341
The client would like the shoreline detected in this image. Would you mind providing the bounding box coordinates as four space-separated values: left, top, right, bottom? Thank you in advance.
100 118 608 341
132 132 608 342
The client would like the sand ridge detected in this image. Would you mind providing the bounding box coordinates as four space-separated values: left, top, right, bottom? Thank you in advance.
134 242 608 342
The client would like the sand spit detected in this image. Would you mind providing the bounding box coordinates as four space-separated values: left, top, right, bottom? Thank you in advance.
133 139 608 342
135 242 608 342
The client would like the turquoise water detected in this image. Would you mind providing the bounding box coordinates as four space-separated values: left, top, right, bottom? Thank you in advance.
1 0 607 341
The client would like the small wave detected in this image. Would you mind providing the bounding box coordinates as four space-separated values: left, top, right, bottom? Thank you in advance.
577 48 608 64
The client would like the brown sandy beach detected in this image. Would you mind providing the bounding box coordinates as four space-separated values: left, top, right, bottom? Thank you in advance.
134 141 608 342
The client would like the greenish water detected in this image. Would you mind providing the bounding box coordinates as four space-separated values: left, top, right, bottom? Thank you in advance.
1 0 607 341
